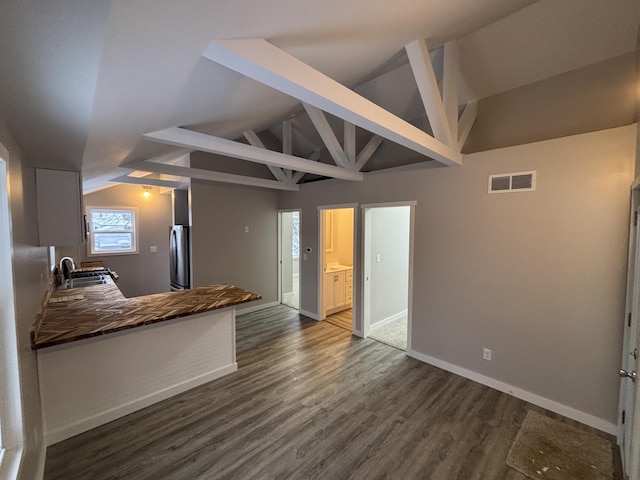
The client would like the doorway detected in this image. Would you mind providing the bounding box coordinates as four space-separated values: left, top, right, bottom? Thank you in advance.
0 155 23 476
362 203 415 351
619 184 640 479
319 206 356 331
278 210 300 310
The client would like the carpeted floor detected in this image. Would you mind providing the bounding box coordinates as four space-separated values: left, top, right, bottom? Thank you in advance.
507 410 614 480
368 316 407 350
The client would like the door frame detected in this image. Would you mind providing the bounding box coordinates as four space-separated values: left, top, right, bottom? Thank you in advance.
277 209 301 309
317 204 358 325
360 201 416 345
619 178 640 480
0 154 24 478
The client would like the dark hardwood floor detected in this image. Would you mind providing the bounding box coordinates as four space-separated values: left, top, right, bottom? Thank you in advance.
44 305 620 479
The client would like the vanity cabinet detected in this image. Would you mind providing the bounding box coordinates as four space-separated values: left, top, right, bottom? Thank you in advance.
324 267 353 315
36 168 84 246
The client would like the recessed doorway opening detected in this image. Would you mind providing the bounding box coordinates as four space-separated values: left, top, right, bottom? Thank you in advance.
362 202 415 351
278 210 300 310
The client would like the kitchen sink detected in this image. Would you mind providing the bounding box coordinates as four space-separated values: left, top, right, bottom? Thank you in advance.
58 276 109 290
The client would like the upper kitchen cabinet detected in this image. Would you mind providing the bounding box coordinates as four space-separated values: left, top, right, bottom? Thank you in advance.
36 168 84 246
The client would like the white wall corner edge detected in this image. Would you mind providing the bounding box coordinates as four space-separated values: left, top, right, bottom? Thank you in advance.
406 349 616 435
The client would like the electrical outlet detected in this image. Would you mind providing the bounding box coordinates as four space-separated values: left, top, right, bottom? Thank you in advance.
244 226 249 233
483 348 492 361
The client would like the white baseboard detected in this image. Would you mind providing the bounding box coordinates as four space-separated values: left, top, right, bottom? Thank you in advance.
44 363 237 446
407 350 616 435
371 309 407 330
236 300 279 315
299 309 320 320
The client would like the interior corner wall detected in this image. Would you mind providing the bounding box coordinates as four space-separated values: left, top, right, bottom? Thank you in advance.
0 121 48 478
278 125 636 427
72 184 172 298
190 180 278 308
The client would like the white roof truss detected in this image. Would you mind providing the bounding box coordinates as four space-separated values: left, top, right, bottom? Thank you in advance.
406 38 477 151
202 39 462 167
143 126 363 182
124 157 299 191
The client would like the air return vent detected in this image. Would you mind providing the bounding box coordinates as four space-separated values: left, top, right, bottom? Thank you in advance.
488 171 536 193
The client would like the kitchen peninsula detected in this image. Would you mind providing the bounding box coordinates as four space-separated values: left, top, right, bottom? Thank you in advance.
32 276 260 445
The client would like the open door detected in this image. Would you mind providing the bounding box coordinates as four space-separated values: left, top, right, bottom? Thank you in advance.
278 210 300 309
619 184 640 480
362 202 414 350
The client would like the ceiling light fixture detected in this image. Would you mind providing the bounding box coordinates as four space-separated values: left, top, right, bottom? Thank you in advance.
143 185 151 197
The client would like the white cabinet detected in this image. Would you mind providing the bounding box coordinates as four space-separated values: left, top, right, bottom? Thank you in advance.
324 267 353 315
36 168 84 246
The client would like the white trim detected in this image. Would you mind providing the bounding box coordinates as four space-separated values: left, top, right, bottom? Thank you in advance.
361 201 418 209
44 363 237 446
236 300 279 315
370 309 407 330
361 202 415 350
0 154 25 479
203 39 462 167
86 205 140 256
407 349 616 435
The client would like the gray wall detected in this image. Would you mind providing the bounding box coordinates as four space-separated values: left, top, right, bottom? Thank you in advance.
1 121 48 478
190 180 278 308
60 184 173 298
465 53 636 154
368 206 410 326
279 125 635 425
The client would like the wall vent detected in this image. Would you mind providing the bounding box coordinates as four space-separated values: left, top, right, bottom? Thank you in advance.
488 171 536 193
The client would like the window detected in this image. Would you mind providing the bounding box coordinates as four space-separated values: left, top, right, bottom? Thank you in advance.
87 207 138 256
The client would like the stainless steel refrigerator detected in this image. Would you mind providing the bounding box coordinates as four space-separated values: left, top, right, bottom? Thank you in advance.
169 225 190 290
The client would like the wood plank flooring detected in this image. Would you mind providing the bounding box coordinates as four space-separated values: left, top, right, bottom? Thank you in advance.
325 308 352 331
44 305 621 479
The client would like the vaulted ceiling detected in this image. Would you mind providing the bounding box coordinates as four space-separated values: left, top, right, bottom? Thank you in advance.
0 0 637 193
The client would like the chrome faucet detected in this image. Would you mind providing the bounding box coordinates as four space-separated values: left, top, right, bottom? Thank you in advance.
59 257 76 282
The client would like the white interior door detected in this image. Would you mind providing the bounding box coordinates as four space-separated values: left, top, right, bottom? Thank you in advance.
620 190 640 479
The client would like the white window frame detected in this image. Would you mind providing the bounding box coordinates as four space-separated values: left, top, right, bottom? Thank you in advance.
86 206 139 256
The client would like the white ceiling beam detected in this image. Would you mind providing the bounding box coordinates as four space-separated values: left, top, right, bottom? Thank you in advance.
355 135 383 171
144 127 363 181
109 173 186 189
291 149 321 183
344 121 356 165
203 39 461 167
457 101 477 151
242 130 288 183
443 41 460 146
405 39 454 148
282 119 293 155
281 120 294 179
303 103 350 169
124 159 298 191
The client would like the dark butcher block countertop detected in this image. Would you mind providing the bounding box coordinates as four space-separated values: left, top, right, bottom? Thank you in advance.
32 278 261 350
